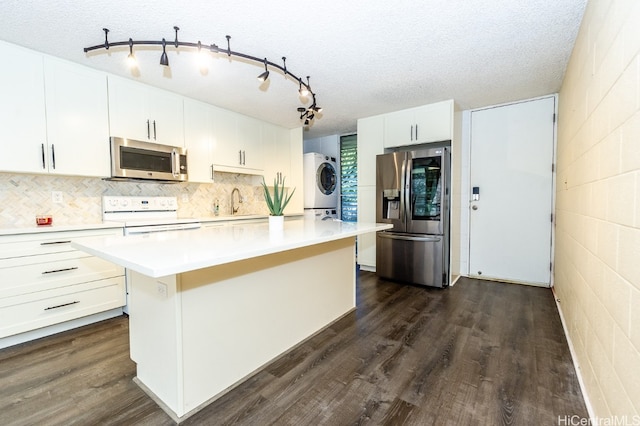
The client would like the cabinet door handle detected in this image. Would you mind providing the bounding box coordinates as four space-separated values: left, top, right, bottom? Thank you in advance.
153 120 157 140
44 300 80 311
42 266 79 275
415 124 418 140
243 150 246 165
41 143 46 169
410 125 414 141
40 240 71 246
147 119 151 139
51 144 56 169
210 164 214 180
239 150 242 165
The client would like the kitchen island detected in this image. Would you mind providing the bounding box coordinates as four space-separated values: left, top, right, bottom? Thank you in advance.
73 218 390 422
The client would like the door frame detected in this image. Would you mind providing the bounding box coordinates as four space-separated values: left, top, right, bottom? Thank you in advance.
461 94 558 287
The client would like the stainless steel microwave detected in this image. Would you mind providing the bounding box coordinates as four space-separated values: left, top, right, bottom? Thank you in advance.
109 137 188 182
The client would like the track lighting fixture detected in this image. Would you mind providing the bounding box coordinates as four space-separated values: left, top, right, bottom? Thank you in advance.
257 58 269 82
84 26 321 124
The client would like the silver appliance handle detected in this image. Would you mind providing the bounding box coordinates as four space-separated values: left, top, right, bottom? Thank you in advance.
378 233 441 243
171 149 179 177
400 155 407 224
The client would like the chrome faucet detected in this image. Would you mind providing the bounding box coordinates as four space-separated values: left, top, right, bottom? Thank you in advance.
231 187 242 215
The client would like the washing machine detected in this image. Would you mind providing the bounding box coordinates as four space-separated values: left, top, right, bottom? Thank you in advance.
304 208 339 221
304 152 338 208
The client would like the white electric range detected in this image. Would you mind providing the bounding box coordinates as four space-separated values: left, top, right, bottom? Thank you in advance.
103 195 201 314
102 196 201 234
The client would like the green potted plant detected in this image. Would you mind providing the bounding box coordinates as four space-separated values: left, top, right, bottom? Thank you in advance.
261 175 296 231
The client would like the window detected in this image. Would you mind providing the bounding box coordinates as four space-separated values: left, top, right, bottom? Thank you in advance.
340 134 357 222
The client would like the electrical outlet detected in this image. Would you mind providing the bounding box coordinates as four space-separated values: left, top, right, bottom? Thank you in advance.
157 282 168 298
52 191 64 204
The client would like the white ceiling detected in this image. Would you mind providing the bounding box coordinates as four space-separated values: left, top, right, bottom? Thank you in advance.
0 0 587 139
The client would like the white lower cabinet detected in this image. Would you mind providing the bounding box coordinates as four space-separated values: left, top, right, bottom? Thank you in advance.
0 228 125 343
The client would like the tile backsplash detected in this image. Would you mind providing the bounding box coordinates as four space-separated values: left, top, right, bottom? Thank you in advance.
0 173 269 227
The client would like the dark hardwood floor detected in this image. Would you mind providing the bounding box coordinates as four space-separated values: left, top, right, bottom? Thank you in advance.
0 272 587 425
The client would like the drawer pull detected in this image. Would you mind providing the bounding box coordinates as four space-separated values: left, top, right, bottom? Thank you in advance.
40 240 72 246
42 266 79 275
44 300 80 311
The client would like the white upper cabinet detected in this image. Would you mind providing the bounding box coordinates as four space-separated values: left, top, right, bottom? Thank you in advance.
357 115 385 187
0 41 47 174
107 75 184 147
0 41 109 177
211 108 264 174
384 100 453 148
43 57 110 177
183 99 215 183
287 127 304 214
237 115 264 171
262 123 292 184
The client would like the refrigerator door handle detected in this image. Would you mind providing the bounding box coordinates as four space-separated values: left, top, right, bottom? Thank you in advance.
400 154 407 224
378 233 441 243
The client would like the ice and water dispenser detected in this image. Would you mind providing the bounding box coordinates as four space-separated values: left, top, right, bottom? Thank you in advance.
381 189 401 219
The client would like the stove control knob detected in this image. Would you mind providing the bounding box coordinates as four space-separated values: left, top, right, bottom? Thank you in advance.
167 198 175 207
120 199 129 208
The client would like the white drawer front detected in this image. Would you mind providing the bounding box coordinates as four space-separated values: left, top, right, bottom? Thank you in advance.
0 277 125 338
0 256 124 299
0 228 123 260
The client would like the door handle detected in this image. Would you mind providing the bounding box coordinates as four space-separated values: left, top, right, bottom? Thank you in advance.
41 143 46 169
147 119 150 139
51 144 56 169
153 120 157 140
472 205 478 210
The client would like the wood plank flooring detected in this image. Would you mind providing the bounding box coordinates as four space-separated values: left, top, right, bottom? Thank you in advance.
0 273 588 425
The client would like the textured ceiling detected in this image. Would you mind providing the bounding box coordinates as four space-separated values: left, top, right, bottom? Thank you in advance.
0 0 587 138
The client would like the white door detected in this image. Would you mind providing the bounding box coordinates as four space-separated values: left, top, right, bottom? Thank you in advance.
469 97 555 286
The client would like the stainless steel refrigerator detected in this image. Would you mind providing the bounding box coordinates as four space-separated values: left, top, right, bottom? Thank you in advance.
376 146 450 288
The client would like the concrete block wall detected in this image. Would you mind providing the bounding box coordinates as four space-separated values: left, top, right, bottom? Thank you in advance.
555 0 640 418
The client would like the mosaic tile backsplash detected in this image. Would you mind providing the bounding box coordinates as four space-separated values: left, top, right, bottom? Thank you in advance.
0 173 270 228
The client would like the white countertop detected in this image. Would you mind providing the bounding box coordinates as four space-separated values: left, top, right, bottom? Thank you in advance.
72 219 391 278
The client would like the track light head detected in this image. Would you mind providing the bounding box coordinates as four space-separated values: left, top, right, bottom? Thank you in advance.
257 58 269 82
298 79 309 97
257 70 269 82
126 38 137 67
160 38 169 66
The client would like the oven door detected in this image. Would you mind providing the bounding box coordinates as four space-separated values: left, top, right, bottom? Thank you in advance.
110 137 187 181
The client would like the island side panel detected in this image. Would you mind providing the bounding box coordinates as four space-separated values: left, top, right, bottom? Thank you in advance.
128 272 183 416
179 237 356 414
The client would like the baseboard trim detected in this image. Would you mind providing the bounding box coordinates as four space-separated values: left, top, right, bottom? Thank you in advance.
0 308 124 350
552 287 595 422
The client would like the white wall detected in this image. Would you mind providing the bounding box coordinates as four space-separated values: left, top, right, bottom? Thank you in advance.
303 135 340 158
555 0 640 418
